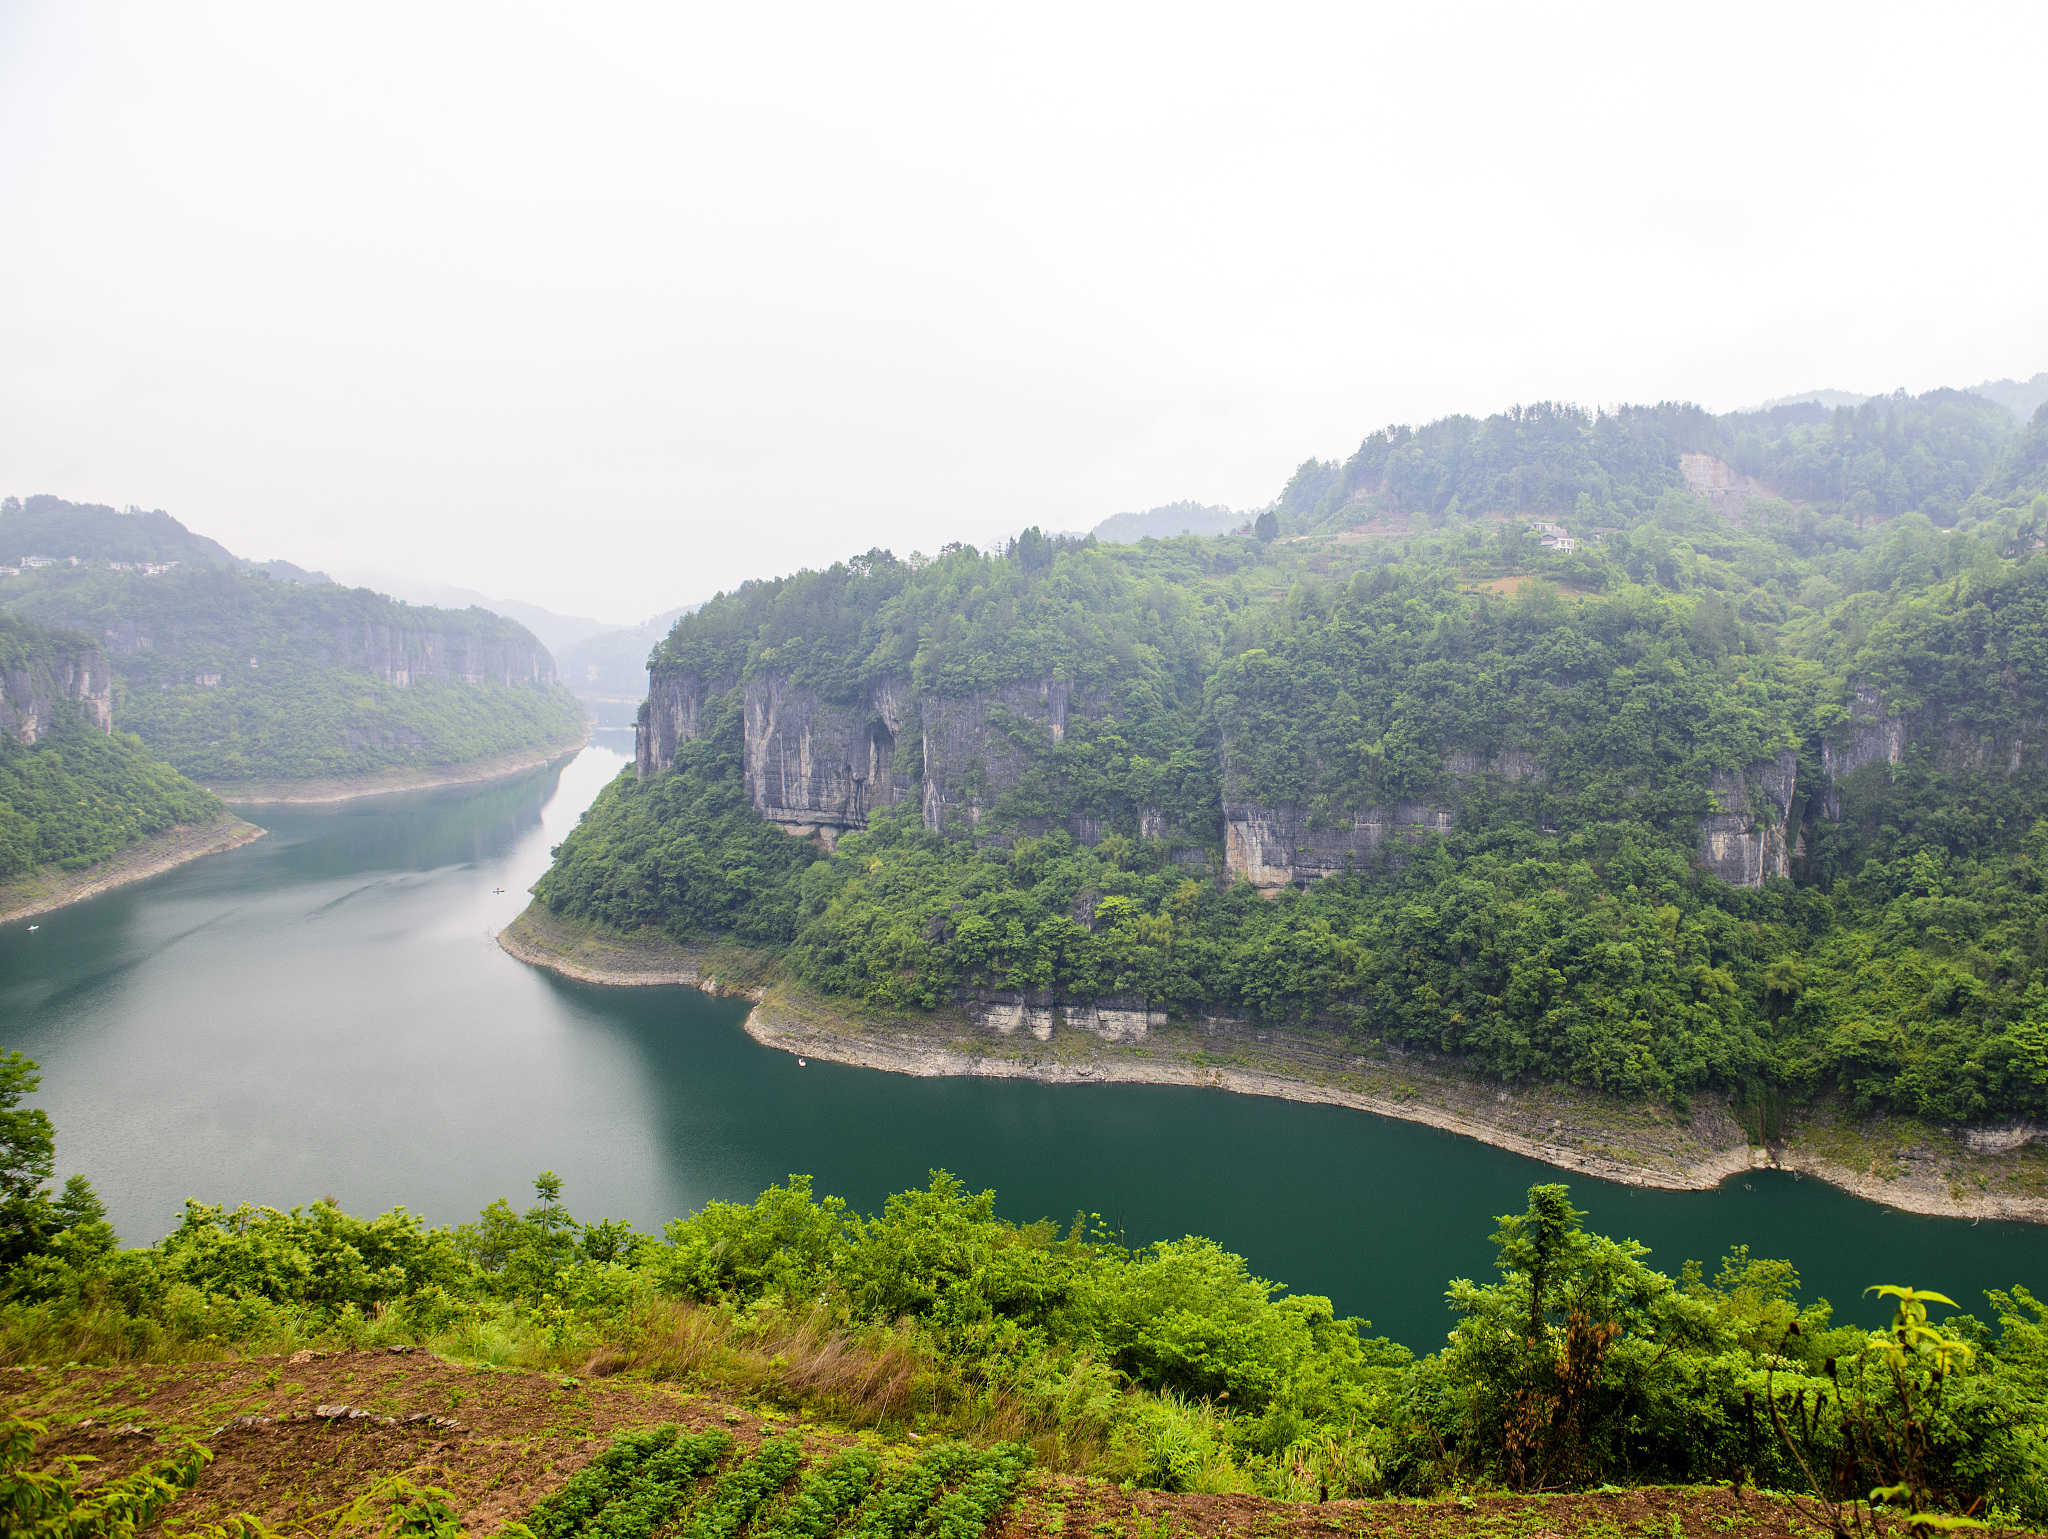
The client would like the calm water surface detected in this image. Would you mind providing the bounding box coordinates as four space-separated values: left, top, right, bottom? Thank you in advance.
4 729 2043 1348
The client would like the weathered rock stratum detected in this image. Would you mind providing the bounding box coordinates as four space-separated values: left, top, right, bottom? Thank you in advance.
636 656 2019 894
1 633 112 743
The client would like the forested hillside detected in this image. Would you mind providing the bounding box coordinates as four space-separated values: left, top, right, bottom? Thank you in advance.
0 494 243 568
1 543 585 788
0 615 222 877
536 387 2048 1124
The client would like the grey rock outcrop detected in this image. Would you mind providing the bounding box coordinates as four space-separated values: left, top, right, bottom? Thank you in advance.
1818 683 2048 818
639 665 1130 848
920 678 1101 834
337 625 556 688
957 988 1166 1044
93 617 556 690
1444 746 1546 782
636 658 1950 895
637 671 734 779
1821 684 1904 816
1697 748 1798 886
1680 453 1788 521
1222 799 1454 892
744 671 916 844
1 639 112 743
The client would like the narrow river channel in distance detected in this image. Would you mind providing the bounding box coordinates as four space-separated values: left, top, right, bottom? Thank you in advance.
4 730 2042 1349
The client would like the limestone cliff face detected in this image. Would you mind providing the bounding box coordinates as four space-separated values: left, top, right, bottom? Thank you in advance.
1 639 113 743
635 661 1905 893
93 616 557 690
636 670 734 779
744 671 916 844
1697 748 1798 886
919 677 1096 835
1220 736 1805 893
1221 800 1455 893
638 666 1136 848
1216 734 1462 893
1821 684 1905 817
336 625 556 687
1818 682 2048 819
955 987 1166 1045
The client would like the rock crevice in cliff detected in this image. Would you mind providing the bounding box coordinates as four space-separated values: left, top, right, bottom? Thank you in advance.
634 662 2004 892
1 638 112 743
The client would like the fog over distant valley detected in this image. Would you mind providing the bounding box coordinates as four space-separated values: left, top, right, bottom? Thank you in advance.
0 2 2043 622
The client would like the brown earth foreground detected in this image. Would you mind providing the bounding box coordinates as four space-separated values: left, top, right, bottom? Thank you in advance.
498 906 2048 1226
10 1353 2009 1539
0 815 267 924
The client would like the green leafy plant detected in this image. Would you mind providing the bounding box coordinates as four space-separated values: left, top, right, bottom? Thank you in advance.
840 1443 983 1539
750 1448 880 1539
1 1415 208 1539
921 1444 1034 1539
677 1437 803 1539
1766 1285 1989 1536
522 1425 688 1539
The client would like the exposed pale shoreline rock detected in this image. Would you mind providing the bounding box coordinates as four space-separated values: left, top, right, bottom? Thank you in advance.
208 728 590 804
495 903 2048 1226
0 816 268 923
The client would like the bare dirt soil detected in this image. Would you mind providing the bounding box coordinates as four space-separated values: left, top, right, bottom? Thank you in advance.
10 1353 2029 1538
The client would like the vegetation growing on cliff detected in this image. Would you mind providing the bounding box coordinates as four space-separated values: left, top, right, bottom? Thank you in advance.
0 616 221 879
534 386 2048 1123
2 565 585 784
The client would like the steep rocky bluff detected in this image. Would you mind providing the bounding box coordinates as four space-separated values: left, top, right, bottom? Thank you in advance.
89 612 557 689
0 566 583 785
0 630 112 744
634 664 1866 890
638 669 1098 844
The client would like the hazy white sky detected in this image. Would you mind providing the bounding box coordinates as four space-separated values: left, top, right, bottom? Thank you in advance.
2 2 2044 624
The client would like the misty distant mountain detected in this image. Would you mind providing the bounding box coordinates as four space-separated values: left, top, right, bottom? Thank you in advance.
1744 387 1875 412
1968 372 2048 423
1091 501 1243 543
556 606 699 701
1743 373 2046 423
336 575 616 657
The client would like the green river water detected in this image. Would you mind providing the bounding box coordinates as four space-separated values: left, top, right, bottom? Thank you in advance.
2 730 2041 1349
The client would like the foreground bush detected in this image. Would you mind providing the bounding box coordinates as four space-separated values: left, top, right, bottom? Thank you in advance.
3 1065 2044 1524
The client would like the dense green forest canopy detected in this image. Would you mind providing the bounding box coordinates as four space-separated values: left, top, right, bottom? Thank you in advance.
1 495 245 568
539 383 2048 1127
2 564 585 784
0 616 221 878
1289 389 2043 534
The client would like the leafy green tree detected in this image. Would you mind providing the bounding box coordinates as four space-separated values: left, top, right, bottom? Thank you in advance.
0 1053 57 1268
